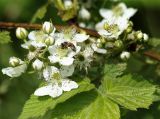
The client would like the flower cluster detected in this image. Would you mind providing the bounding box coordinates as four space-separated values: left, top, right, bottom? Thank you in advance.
1 21 106 98
95 2 149 60
1 2 149 98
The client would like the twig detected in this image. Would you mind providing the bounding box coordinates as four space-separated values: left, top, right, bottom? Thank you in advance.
0 22 99 37
144 51 160 61
0 22 159 61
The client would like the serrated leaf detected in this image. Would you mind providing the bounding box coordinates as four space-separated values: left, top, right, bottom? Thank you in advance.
0 31 11 44
42 90 120 119
18 79 94 119
104 63 127 78
31 3 48 23
101 74 156 110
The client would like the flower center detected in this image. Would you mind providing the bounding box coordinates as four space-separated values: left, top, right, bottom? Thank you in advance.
104 23 119 34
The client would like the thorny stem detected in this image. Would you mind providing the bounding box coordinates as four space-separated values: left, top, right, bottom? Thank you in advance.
0 22 159 61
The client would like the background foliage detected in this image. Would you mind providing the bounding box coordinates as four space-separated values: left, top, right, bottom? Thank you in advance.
0 0 160 119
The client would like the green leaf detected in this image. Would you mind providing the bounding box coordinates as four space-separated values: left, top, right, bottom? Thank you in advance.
104 63 127 78
43 90 120 119
0 31 11 44
31 3 48 23
102 74 156 110
18 79 94 119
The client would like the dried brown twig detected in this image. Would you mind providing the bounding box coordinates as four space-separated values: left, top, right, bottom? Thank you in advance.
0 21 159 61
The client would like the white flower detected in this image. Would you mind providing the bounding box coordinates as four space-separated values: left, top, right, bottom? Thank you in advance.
16 27 28 39
2 58 27 77
34 79 78 98
48 45 80 66
34 65 78 98
99 2 137 20
32 59 44 70
43 65 74 81
42 21 55 34
75 46 94 71
96 17 128 39
120 51 130 60
79 7 91 20
54 30 89 46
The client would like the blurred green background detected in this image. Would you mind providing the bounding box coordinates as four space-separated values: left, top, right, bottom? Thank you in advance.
0 0 160 119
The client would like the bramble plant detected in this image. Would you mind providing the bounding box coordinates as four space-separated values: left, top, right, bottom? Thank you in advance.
1 0 160 119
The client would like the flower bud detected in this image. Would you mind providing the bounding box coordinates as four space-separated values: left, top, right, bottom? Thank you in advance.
9 57 20 67
16 27 28 40
126 26 132 33
120 51 130 60
143 33 149 42
114 40 123 49
32 59 44 70
42 21 54 34
135 31 143 40
128 21 133 27
79 7 91 20
45 36 54 46
64 0 73 9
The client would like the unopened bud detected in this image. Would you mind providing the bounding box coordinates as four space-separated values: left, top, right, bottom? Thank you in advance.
143 33 149 42
79 7 91 20
128 21 133 27
45 36 54 46
126 26 132 33
135 31 143 40
42 21 54 34
120 51 130 60
9 57 20 67
32 59 44 70
114 40 123 49
64 0 72 9
16 27 28 40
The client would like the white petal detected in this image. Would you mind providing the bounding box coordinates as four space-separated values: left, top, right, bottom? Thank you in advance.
43 66 59 81
28 31 36 41
125 8 137 19
59 57 74 66
48 45 57 55
48 84 63 98
99 8 113 19
96 48 107 54
21 41 32 49
34 85 51 96
60 65 75 78
2 64 27 77
98 30 112 37
32 59 44 70
117 17 128 32
31 41 46 48
73 34 89 42
48 55 60 64
91 44 107 54
61 79 78 91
